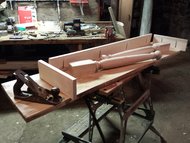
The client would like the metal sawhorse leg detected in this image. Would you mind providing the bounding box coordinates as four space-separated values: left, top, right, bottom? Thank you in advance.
59 67 166 143
115 69 167 143
90 67 166 143
60 131 91 143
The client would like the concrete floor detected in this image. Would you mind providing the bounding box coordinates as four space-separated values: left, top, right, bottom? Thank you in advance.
0 49 190 143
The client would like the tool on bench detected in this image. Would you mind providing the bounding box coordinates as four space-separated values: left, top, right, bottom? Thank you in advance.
63 18 85 36
0 17 15 36
13 70 63 105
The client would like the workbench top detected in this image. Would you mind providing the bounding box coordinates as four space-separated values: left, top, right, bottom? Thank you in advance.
1 33 187 122
1 60 154 122
0 21 124 45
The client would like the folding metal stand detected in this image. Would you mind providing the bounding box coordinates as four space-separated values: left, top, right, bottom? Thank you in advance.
60 67 166 143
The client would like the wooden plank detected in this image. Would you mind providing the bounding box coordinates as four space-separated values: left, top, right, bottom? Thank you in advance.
49 47 101 69
0 71 13 79
0 61 37 70
100 39 127 56
126 34 152 50
76 61 155 97
38 60 77 99
153 34 188 52
98 76 135 96
69 59 97 77
101 45 153 59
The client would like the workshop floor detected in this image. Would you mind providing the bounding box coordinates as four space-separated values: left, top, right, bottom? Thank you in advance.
0 49 190 143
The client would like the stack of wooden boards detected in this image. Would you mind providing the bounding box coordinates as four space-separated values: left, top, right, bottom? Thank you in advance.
38 33 188 100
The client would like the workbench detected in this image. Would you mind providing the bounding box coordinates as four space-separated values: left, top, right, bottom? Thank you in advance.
1 60 160 143
0 21 124 72
1 60 153 121
0 21 124 47
1 34 188 143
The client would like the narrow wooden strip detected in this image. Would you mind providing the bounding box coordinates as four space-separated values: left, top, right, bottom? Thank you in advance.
153 34 188 52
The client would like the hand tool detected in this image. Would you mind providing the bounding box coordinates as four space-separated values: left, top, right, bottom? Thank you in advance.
63 18 85 36
13 70 63 105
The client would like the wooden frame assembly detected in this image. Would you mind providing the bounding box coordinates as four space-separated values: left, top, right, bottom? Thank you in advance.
38 33 188 100
1 33 187 122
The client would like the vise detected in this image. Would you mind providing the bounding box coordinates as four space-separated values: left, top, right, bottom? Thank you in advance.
63 18 85 36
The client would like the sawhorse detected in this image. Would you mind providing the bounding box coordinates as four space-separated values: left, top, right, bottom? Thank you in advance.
60 66 166 143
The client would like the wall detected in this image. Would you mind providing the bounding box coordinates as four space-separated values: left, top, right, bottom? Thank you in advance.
151 0 190 44
2 0 99 22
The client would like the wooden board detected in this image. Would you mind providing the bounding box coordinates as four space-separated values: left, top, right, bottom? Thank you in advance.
100 39 127 56
0 61 37 70
38 60 77 99
126 34 152 50
69 59 97 76
153 34 188 52
49 46 101 69
76 61 155 97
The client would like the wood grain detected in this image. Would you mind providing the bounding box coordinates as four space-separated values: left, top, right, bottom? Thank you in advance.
38 60 77 99
153 34 188 52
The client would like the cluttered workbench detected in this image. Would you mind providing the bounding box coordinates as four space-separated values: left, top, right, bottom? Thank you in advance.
1 34 188 142
0 20 124 47
0 0 125 73
0 19 125 74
